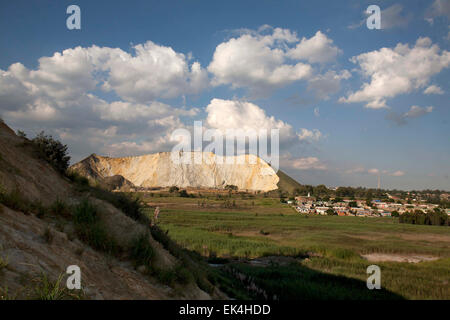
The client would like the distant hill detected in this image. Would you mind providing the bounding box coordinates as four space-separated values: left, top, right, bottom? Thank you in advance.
70 152 283 192
276 169 302 195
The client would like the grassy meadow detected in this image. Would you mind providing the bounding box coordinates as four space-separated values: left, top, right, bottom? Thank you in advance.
141 194 450 300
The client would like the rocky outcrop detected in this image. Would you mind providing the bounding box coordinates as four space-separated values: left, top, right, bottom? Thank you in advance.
70 152 280 192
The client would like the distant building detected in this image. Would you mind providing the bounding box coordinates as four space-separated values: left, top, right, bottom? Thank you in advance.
315 207 329 215
296 206 311 214
295 194 316 204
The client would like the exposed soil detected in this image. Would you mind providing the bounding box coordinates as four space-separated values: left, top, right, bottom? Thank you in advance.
361 253 439 263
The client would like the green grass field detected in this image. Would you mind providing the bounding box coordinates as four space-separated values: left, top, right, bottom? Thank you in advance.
142 195 450 299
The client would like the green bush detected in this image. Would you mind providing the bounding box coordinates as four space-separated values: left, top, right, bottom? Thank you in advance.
153 264 194 287
150 225 215 291
66 171 89 187
73 199 118 254
0 189 31 214
173 264 194 285
225 185 238 191
33 273 83 300
179 190 189 198
87 188 146 223
31 131 70 174
130 233 154 268
399 210 449 226
50 199 70 217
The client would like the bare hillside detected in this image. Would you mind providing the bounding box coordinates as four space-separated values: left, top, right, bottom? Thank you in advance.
0 120 222 300
70 152 280 192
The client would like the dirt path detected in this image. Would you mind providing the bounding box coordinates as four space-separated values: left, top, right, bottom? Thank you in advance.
362 253 439 263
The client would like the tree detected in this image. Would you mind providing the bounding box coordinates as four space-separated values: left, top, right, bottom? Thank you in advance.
32 131 70 174
179 190 189 198
326 209 336 216
225 185 238 191
169 186 179 193
391 211 399 217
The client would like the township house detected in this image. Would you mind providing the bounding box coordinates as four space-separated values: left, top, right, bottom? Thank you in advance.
315 207 329 215
294 194 317 214
295 194 316 204
333 206 349 216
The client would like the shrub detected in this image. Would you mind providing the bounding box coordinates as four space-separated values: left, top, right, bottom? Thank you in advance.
174 264 194 285
31 131 70 174
169 186 179 193
88 188 146 223
33 201 48 219
399 210 449 226
50 199 70 217
0 189 31 214
130 233 154 268
154 268 177 286
153 264 194 287
33 273 82 300
179 190 189 198
73 199 118 254
66 171 89 187
225 185 238 191
150 226 213 291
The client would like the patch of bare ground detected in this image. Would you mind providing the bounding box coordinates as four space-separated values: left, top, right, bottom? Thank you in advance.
0 205 168 299
345 233 386 241
399 233 450 243
361 253 439 263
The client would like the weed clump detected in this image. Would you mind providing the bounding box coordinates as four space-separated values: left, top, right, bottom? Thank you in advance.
73 199 118 254
130 233 154 269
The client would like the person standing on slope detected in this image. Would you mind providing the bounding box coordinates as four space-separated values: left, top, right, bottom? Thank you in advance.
153 206 160 224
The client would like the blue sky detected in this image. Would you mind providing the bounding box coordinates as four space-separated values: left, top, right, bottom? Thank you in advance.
0 0 449 190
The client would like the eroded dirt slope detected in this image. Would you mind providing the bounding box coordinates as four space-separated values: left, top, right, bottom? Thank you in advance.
0 120 218 299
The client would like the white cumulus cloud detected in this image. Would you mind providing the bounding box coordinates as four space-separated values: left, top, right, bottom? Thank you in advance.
281 155 327 170
286 31 341 63
0 42 206 162
208 27 342 95
205 98 322 145
424 85 444 94
339 37 450 109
